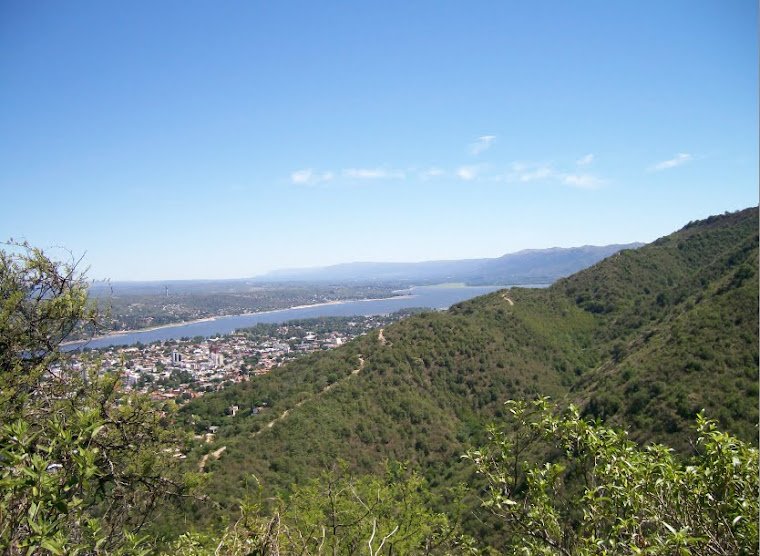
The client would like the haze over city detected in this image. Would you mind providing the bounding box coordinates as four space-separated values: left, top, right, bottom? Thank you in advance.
1 2 756 280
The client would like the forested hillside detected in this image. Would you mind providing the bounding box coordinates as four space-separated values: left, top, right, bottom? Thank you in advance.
559 208 759 446
175 207 759 538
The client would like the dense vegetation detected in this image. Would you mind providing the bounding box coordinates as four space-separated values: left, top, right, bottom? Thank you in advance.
557 208 759 446
174 207 758 543
2 207 757 554
468 399 758 555
0 242 191 554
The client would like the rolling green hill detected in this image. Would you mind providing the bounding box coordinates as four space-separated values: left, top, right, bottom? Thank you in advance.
175 207 758 534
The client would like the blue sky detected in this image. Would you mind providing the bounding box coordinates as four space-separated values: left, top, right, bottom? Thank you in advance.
1 1 757 280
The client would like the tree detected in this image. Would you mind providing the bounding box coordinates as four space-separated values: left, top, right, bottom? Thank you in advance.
0 242 96 418
466 398 759 555
0 242 190 555
166 463 477 556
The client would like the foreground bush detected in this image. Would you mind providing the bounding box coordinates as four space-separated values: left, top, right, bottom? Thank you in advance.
466 398 759 555
0 242 189 555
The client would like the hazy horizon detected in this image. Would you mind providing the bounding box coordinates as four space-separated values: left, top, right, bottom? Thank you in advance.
88 241 647 283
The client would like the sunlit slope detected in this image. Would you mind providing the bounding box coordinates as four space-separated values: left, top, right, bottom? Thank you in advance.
179 207 758 522
180 288 597 516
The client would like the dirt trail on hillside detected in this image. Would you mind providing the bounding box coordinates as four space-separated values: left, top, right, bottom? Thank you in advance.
252 356 365 437
351 356 364 375
199 445 227 471
502 293 515 306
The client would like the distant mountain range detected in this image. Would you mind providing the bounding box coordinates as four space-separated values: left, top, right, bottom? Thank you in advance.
259 243 644 285
89 243 643 297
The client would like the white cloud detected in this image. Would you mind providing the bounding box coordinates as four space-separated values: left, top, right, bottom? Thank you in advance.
470 135 496 155
650 153 693 171
457 165 480 181
561 173 605 189
503 161 606 189
291 169 312 184
291 154 608 190
518 166 553 182
500 162 554 183
343 168 405 180
419 167 445 180
290 169 334 185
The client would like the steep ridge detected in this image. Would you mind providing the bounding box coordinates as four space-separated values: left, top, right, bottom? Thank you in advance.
557 207 759 446
177 207 758 527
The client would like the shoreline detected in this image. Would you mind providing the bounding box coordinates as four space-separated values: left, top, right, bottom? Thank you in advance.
63 294 415 345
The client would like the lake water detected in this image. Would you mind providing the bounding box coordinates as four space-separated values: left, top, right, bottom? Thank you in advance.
66 285 521 350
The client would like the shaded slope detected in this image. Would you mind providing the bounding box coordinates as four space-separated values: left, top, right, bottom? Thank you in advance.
559 207 759 447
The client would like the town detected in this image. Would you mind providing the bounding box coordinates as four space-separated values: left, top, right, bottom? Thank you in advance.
72 311 422 404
